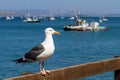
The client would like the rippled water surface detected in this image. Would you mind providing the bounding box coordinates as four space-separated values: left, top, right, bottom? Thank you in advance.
0 17 120 80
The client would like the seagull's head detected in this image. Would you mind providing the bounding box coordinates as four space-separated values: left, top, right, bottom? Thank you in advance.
45 28 60 35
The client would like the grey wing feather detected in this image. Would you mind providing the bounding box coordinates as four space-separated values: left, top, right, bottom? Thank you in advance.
24 44 45 60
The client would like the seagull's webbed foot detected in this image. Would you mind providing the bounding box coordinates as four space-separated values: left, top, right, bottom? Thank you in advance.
41 70 46 76
45 70 50 74
41 70 50 76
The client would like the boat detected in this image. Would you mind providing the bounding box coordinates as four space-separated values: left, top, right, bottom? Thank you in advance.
99 16 108 22
64 19 89 31
69 16 75 20
32 16 40 22
49 16 55 20
87 22 108 31
99 17 103 23
23 16 40 23
64 19 108 31
6 16 14 20
23 17 32 22
102 17 108 21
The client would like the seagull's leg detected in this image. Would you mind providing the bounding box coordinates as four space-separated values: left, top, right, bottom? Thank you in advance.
40 61 46 75
42 61 50 74
40 61 50 75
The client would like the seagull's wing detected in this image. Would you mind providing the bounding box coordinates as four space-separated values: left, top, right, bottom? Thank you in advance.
24 44 45 61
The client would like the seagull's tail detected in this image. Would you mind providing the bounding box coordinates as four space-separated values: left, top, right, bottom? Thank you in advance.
13 58 26 63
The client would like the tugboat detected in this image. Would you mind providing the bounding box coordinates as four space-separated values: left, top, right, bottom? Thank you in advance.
63 19 108 31
64 10 108 31
64 18 89 31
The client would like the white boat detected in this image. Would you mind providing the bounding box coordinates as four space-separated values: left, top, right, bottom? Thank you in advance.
102 17 108 21
99 17 103 22
49 16 55 20
6 16 14 20
99 16 108 22
23 17 33 22
23 16 40 23
87 22 108 31
33 16 40 22
69 17 75 20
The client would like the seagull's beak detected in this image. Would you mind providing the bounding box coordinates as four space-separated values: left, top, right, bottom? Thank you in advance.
54 31 60 35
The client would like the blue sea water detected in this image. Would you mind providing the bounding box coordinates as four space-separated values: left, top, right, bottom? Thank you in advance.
0 17 120 80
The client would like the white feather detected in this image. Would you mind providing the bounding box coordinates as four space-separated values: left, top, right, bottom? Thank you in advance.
37 28 56 61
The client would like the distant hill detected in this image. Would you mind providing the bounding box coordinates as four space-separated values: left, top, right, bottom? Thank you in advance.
0 9 120 17
105 13 120 17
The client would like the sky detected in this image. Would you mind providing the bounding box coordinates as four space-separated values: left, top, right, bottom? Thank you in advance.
0 0 120 14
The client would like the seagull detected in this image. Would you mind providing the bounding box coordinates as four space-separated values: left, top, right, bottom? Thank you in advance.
13 27 60 75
